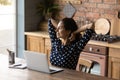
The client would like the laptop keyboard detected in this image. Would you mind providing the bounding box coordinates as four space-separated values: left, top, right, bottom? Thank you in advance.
49 66 63 73
50 69 56 72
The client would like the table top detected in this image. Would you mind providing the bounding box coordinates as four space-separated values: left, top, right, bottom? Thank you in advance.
0 54 117 80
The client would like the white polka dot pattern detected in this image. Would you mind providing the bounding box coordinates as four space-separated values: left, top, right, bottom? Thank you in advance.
48 19 94 70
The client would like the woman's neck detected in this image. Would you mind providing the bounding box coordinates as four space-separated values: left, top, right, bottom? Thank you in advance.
61 38 70 45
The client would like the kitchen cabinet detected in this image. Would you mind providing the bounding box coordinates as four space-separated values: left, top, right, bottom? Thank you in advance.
25 32 51 56
108 18 120 80
108 48 120 80
25 33 51 63
44 38 51 54
44 38 51 61
110 18 120 36
26 35 45 53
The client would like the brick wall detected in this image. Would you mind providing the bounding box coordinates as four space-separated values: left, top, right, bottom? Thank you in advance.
56 0 120 21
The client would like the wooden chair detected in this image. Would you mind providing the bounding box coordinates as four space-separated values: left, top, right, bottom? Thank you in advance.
76 58 93 73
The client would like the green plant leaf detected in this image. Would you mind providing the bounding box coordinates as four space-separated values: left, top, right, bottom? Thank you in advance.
36 0 60 20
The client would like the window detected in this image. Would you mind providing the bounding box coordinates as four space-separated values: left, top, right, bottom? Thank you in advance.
0 0 16 55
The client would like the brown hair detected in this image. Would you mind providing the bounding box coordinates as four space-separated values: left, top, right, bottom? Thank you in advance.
61 18 81 40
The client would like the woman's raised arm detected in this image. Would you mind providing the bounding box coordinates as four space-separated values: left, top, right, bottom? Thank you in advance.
74 22 94 34
69 22 95 41
50 18 58 29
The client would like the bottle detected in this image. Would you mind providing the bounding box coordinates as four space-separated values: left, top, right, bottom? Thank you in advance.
7 49 15 65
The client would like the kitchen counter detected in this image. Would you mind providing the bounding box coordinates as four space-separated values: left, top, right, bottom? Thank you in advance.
25 31 120 49
88 40 120 49
25 31 49 38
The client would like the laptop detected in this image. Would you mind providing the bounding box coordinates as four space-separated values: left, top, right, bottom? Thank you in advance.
24 51 63 74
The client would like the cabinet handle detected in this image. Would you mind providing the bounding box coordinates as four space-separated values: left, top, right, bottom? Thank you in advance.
100 57 104 59
97 49 100 52
89 47 93 52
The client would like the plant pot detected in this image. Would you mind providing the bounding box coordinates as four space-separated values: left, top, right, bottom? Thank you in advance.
39 21 48 31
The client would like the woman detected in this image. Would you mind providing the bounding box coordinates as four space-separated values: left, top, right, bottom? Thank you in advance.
48 18 94 70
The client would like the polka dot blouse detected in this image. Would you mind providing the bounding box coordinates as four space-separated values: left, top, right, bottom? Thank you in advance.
48 19 94 70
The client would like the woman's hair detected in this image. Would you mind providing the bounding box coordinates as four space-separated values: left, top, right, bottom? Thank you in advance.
61 18 78 32
61 18 81 40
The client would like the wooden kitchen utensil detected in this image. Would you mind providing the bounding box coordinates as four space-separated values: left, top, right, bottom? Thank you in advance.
94 18 111 35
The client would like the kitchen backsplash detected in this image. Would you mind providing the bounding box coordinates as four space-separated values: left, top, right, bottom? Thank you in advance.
56 0 120 21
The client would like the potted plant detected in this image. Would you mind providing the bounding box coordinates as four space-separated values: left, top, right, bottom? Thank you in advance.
36 0 60 21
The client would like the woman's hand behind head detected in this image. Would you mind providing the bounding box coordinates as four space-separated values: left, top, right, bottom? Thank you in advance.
86 21 95 30
69 32 76 41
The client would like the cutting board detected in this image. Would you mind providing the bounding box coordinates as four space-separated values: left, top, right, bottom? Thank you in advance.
110 18 120 36
63 2 76 18
94 18 111 35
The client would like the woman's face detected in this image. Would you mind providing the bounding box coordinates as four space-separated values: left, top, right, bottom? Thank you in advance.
56 21 70 39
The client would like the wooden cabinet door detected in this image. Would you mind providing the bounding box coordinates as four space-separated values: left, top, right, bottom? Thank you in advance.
45 38 51 57
108 48 120 80
45 38 51 64
108 57 120 79
110 18 120 36
26 35 45 53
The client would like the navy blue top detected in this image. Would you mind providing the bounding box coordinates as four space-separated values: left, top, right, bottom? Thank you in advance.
48 19 94 70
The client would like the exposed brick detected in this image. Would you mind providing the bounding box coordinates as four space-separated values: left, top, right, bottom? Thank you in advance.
78 7 90 12
81 0 88 3
86 7 93 12
97 4 112 9
58 0 119 22
112 5 118 11
84 3 97 8
86 12 100 19
78 7 87 12
116 5 120 10
104 9 117 15
73 16 79 21
101 13 115 20
118 0 120 4
92 8 104 13
74 5 81 10
89 0 102 3
104 0 117 5
75 11 86 17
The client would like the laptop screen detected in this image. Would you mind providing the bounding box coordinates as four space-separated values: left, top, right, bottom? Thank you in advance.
24 51 63 73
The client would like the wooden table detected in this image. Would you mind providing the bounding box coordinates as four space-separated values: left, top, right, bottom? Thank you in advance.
0 54 117 80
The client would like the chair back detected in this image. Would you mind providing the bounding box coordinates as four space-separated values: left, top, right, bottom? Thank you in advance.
76 58 93 73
